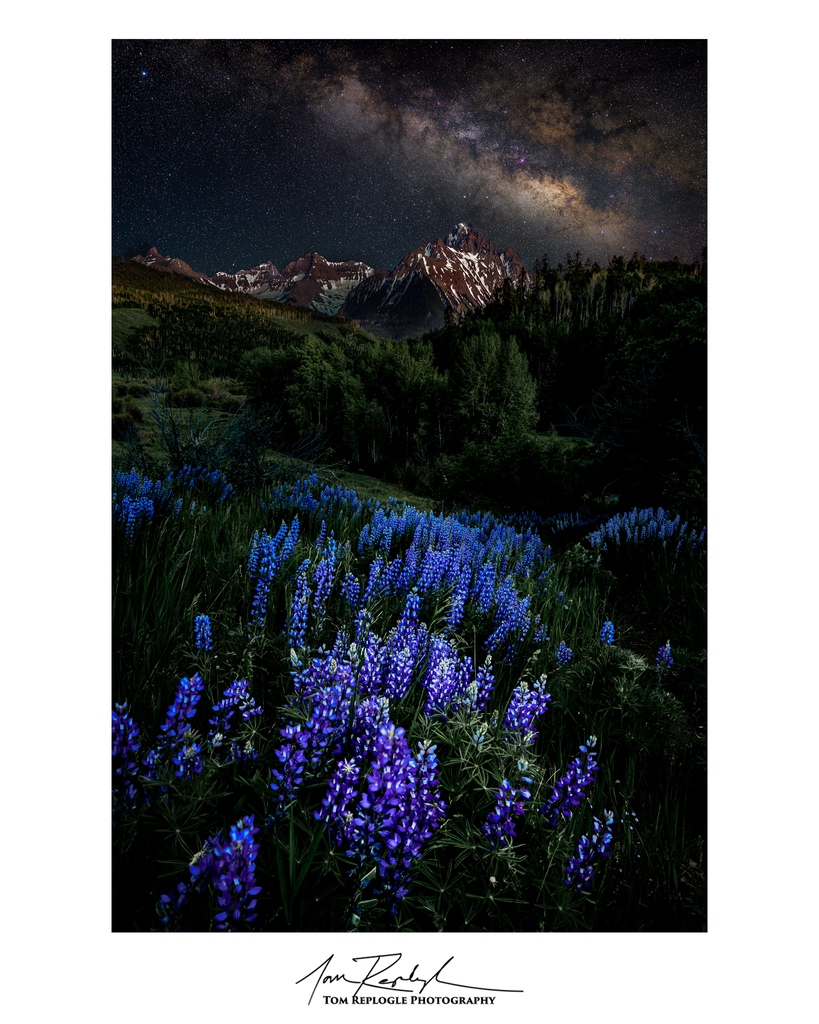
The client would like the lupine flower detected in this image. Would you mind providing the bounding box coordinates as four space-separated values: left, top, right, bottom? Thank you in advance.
656 640 674 675
564 810 614 892
445 570 470 632
208 679 263 761
157 673 205 746
482 769 533 849
586 507 705 557
171 740 203 779
312 536 337 630
600 620 615 645
503 675 551 743
270 662 355 812
142 674 205 781
194 613 213 651
112 702 141 811
316 757 362 831
421 636 474 718
556 640 573 666
247 521 289 630
470 656 496 713
269 723 311 809
159 816 262 931
317 724 446 915
208 816 262 929
287 558 312 649
540 736 600 828
340 572 361 611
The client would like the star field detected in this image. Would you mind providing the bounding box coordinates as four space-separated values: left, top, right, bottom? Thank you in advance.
113 40 706 275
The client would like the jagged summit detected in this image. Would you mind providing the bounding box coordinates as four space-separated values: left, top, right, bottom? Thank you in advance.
340 223 525 336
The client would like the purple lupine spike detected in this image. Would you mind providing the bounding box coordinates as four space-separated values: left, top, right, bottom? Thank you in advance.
600 620 615 645
112 702 142 811
312 536 338 632
316 723 446 915
194 613 213 651
341 572 361 611
164 815 262 931
208 678 263 762
503 675 551 742
656 640 674 676
287 558 312 650
556 640 573 666
564 810 614 892
482 767 533 849
540 736 601 828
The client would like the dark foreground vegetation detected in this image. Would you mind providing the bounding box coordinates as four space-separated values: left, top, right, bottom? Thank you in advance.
112 252 706 931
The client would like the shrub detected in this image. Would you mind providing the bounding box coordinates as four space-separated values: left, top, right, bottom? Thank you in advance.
168 388 206 409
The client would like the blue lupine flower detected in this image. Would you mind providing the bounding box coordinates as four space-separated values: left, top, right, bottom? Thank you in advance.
587 507 705 557
287 558 312 650
470 655 496 713
445 570 470 632
317 724 446 914
564 810 614 892
247 521 292 630
311 536 338 633
421 635 474 718
503 675 551 742
171 740 203 779
142 674 206 787
159 815 262 931
600 620 615 645
112 702 142 812
270 658 356 812
656 640 674 675
540 736 600 828
194 613 213 651
482 771 533 849
208 678 263 761
556 640 573 666
340 572 361 611
158 673 205 744
316 757 362 831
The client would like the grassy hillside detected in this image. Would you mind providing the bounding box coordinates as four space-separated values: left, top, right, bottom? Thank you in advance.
112 257 382 376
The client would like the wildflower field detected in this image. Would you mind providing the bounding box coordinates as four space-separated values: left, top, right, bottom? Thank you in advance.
113 466 706 932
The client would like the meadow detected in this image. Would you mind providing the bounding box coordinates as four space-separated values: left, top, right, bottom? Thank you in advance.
113 438 706 932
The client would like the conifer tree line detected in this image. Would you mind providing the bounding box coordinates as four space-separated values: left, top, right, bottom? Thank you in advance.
113 252 705 522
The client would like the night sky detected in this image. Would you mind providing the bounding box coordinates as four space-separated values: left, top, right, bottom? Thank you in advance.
113 39 706 276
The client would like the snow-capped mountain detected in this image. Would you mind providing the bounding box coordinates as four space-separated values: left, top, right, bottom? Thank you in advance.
253 253 376 316
340 223 525 336
131 247 282 294
209 262 282 294
128 224 524 334
131 248 373 317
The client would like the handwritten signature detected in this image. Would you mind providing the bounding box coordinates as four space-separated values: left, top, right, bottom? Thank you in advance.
296 952 523 1005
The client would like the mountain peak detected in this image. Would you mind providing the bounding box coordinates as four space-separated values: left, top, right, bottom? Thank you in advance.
445 222 496 256
340 223 526 337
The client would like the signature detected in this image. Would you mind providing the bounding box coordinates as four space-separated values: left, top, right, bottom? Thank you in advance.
296 952 523 1005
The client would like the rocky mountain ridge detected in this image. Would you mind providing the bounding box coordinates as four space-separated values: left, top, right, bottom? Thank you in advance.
130 224 524 336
